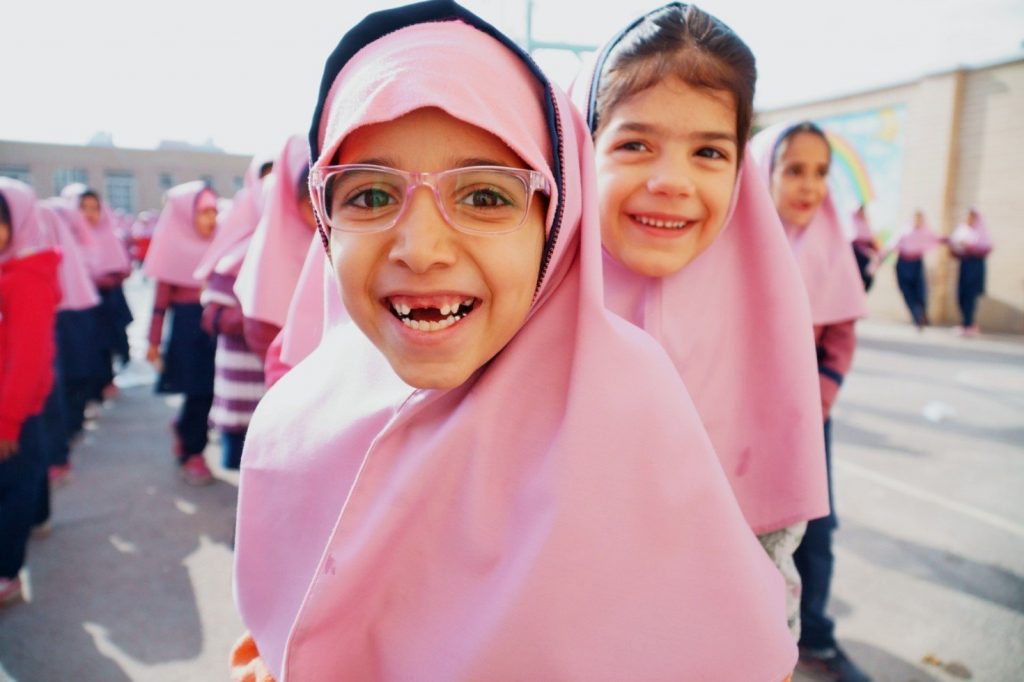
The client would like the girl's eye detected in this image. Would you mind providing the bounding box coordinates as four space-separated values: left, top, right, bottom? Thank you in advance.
457 187 513 209
616 140 650 153
347 187 396 209
696 147 727 161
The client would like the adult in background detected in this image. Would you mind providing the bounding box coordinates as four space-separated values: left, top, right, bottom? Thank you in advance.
949 207 992 337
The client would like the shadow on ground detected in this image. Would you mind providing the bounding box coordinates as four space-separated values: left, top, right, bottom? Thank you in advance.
0 386 238 681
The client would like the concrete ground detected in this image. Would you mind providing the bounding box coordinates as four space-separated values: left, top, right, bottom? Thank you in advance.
1 272 1021 681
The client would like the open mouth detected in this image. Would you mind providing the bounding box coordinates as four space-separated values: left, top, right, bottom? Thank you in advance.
630 214 692 231
387 296 478 332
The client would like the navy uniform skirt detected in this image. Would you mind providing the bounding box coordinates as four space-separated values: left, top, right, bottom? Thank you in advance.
97 285 133 362
157 303 216 396
56 307 110 382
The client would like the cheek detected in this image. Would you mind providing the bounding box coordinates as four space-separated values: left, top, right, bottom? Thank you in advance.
490 224 543 319
332 235 381 317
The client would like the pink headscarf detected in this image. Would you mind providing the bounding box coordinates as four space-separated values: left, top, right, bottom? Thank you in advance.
130 210 158 240
194 154 274 281
38 200 102 311
233 134 314 327
235 7 795 681
142 182 218 288
894 215 943 258
851 207 874 243
950 208 993 256
0 178 51 263
59 183 132 277
752 123 868 325
277 236 332 369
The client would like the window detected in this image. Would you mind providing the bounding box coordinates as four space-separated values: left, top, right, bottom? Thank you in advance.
0 166 33 186
53 168 89 195
105 171 136 214
159 172 175 192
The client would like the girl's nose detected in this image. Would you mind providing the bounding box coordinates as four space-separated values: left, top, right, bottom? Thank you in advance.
388 187 458 272
646 160 696 198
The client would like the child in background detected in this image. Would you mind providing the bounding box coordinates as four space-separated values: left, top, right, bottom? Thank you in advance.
754 121 870 682
60 184 133 399
0 179 61 605
850 204 880 291
232 2 796 679
575 1 828 643
143 182 219 486
193 156 274 471
233 134 316 364
949 207 992 336
889 210 944 330
36 202 104 486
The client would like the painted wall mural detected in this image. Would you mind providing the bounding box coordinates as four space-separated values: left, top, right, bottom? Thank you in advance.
817 105 907 244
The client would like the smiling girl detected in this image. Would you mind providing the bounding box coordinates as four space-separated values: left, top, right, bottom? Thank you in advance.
574 2 829 642
232 2 796 679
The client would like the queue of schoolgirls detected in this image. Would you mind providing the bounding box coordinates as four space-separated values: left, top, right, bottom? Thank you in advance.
0 1 998 680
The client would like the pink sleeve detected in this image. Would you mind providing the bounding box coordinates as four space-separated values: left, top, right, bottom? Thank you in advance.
243 318 282 361
262 329 292 388
814 320 857 421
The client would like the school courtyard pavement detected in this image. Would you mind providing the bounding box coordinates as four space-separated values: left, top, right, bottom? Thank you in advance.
0 273 1022 681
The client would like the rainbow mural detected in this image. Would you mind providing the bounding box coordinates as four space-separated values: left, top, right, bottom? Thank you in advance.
826 131 875 206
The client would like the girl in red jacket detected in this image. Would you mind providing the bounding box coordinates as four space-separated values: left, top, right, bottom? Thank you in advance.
0 178 61 605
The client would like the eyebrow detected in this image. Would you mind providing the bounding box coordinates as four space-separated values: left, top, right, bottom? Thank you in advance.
611 121 738 146
345 156 516 169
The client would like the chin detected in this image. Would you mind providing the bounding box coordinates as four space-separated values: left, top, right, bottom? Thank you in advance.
392 362 473 390
614 244 697 278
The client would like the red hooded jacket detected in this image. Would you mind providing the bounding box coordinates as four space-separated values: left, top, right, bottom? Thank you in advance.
0 249 61 441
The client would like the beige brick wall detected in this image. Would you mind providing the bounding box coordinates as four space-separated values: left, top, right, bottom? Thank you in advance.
948 62 1024 333
757 58 1023 334
0 140 251 213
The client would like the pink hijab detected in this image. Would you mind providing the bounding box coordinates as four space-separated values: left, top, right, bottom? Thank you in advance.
235 7 795 681
142 182 217 287
277 236 333 369
951 208 993 256
752 123 868 325
38 200 102 311
233 134 314 326
894 215 943 258
851 207 874 243
0 178 51 263
194 153 274 281
572 50 827 533
59 183 132 277
130 210 158 240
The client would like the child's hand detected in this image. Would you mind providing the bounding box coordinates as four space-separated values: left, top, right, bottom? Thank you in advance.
147 344 163 373
0 439 18 461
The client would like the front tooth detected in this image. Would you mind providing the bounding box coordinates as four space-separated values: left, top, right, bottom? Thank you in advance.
427 321 439 331
440 303 451 316
402 304 412 316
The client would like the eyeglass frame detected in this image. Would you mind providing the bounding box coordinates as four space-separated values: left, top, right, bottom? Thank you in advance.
309 163 552 236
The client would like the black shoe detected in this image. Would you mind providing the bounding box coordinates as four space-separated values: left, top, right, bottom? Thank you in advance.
797 645 871 682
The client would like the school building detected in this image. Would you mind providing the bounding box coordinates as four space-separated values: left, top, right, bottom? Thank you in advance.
0 139 250 216
756 56 1024 334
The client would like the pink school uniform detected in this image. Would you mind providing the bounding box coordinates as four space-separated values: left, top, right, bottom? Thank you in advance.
233 3 796 680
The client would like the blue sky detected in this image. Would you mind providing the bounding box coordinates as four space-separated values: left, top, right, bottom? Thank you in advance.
4 0 1022 154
